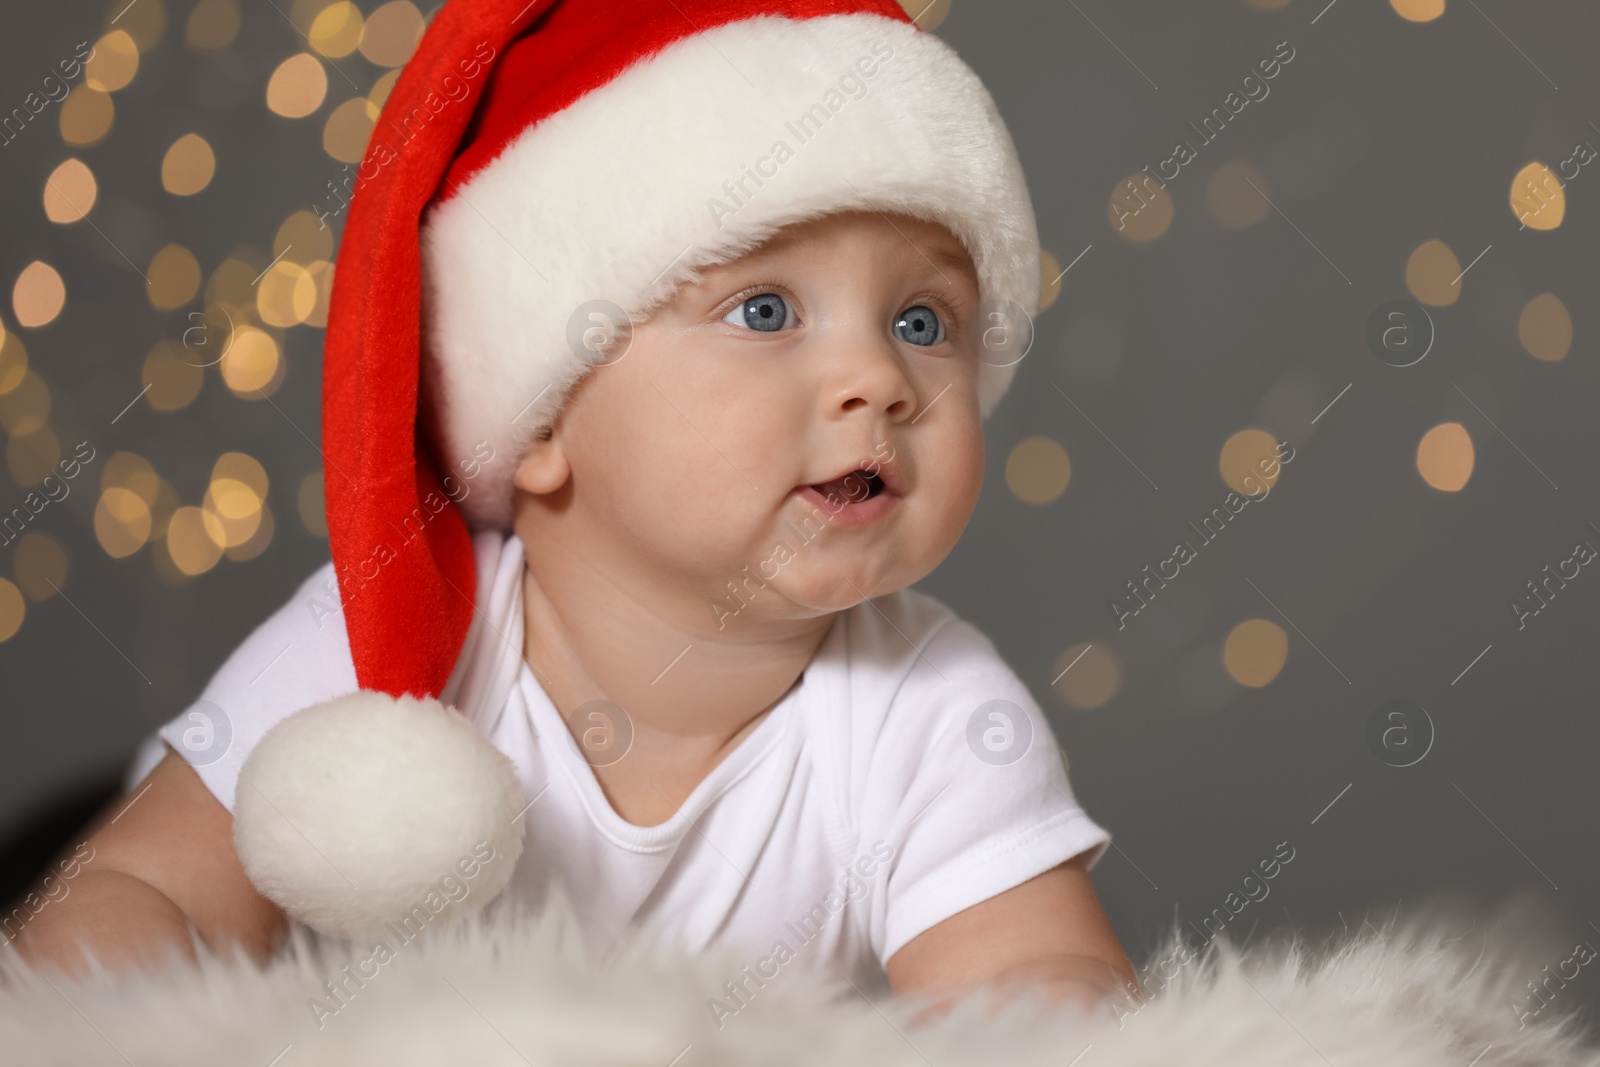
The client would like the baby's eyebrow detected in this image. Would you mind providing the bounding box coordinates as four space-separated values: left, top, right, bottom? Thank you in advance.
920 244 979 288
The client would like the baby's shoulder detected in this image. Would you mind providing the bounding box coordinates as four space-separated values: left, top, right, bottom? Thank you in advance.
830 587 1031 747
838 587 1017 696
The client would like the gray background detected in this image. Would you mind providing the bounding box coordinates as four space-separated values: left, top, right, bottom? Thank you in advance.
2 0 1597 1030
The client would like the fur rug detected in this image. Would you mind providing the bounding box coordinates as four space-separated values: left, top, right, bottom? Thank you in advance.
2 893 1596 1066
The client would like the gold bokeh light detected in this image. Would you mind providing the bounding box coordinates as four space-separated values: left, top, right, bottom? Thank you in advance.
1405 239 1463 306
141 339 205 411
1224 619 1289 687
108 0 167 51
257 261 318 326
96 487 154 558
0 578 23 643
14 532 68 601
267 54 329 119
298 472 327 536
147 244 202 310
1205 160 1270 229
359 1 425 67
220 326 283 395
43 159 98 223
1518 293 1571 362
85 30 140 92
13 262 66 328
59 88 114 146
1391 0 1447 23
1109 172 1174 243
323 97 379 163
162 133 217 196
1509 162 1564 231
1052 643 1122 710
1417 422 1474 492
1219 428 1282 494
1005 436 1071 505
186 0 242 49
167 506 226 575
310 2 365 57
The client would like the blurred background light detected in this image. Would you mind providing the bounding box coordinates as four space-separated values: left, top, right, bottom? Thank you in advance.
322 98 379 163
146 244 202 310
359 2 425 67
310 1 365 58
1223 618 1289 687
1518 293 1572 362
13 532 68 601
1108 172 1174 242
185 0 242 49
166 506 225 575
1405 239 1463 306
1218 428 1282 494
1006 436 1072 505
1204 160 1270 229
161 133 217 196
1390 0 1447 23
84 30 140 92
0 370 51 436
1416 422 1474 492
12 263 65 329
1052 642 1123 710
1509 162 1564 231
141 339 205 411
107 0 167 50
298 472 327 536
267 54 330 119
58 88 114 147
95 487 154 559
42 159 98 224
219 326 283 395
0 579 23 643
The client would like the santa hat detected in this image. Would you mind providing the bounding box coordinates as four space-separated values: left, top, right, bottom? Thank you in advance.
232 0 1042 941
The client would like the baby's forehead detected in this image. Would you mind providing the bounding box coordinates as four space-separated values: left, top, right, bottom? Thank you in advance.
715 209 978 283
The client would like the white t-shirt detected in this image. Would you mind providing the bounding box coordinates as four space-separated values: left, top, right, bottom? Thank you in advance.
138 530 1110 993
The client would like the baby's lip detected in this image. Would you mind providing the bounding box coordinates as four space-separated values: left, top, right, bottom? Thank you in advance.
801 455 903 497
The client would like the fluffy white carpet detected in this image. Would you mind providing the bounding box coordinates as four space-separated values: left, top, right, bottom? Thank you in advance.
2 893 1595 1066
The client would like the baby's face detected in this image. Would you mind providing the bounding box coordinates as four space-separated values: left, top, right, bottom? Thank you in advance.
512 210 986 624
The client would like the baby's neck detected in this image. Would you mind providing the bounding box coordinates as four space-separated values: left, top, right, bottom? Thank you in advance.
518 542 835 822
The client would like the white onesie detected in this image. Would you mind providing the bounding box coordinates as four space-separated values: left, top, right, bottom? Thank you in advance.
132 530 1110 994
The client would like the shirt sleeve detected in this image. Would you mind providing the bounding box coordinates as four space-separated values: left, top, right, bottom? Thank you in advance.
856 605 1111 967
156 559 358 813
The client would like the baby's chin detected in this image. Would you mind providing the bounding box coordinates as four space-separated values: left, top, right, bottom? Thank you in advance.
753 555 929 617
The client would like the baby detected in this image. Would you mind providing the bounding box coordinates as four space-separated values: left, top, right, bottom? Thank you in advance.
9 0 1136 1018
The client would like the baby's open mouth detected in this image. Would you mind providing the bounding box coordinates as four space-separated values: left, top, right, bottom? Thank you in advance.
811 469 886 501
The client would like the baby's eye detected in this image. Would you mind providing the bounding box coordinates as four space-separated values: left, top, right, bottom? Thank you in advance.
723 292 795 333
894 304 944 347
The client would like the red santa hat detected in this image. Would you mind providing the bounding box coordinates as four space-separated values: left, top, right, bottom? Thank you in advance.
232 0 1042 941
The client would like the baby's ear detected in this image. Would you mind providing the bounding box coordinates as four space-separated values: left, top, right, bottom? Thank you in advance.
512 424 570 495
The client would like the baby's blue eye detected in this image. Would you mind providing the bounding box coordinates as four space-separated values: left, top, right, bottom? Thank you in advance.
724 292 794 332
894 305 944 346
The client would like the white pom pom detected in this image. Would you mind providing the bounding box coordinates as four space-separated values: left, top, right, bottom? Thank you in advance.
233 691 525 942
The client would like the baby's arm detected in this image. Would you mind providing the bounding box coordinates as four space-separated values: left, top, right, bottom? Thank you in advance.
6 747 287 979
886 852 1141 1016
